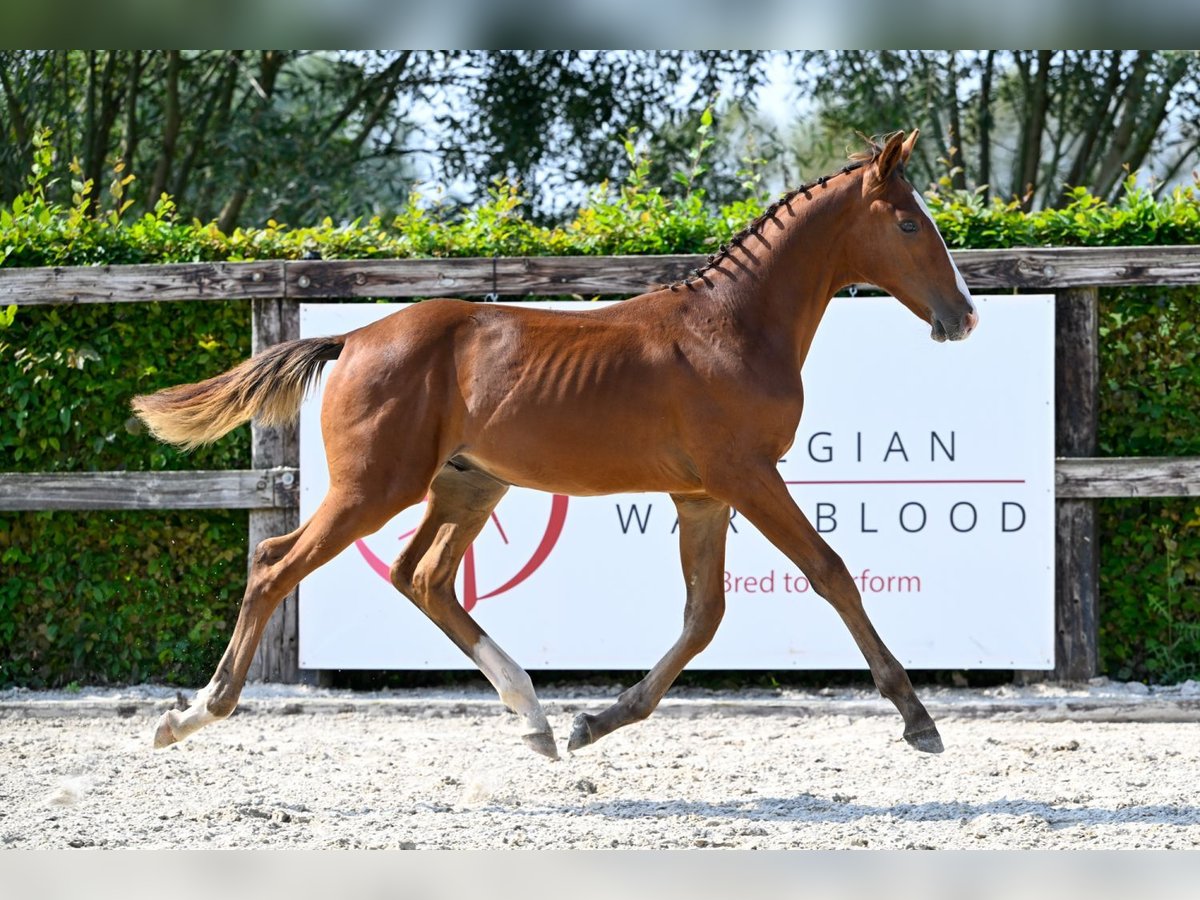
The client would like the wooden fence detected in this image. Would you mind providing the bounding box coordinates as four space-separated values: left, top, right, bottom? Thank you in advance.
3 246 1199 682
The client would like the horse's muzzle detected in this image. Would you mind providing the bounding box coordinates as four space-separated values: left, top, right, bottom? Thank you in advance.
932 310 978 343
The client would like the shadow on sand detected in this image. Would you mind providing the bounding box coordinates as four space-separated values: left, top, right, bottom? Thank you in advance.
501 794 1195 830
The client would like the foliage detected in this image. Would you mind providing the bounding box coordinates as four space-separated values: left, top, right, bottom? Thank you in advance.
0 51 772 228
1096 287 1200 682
0 133 253 687
0 51 446 229
924 180 1200 248
3 124 1195 271
1 138 1199 685
0 297 250 686
456 51 772 218
0 510 246 686
9 51 1195 229
800 51 1200 209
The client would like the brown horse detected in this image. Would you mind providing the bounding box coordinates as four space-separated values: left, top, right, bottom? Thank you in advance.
133 130 976 760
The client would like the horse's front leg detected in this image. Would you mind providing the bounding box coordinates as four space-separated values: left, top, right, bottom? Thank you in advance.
569 494 728 751
712 462 943 753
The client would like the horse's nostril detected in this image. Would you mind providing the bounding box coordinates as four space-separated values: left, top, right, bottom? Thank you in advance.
965 311 979 333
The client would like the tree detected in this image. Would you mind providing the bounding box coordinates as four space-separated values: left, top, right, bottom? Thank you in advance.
4 51 1194 226
444 51 772 218
0 51 432 228
797 51 1200 208
0 50 772 227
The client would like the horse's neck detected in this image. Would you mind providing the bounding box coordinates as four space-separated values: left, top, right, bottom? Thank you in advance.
710 178 858 369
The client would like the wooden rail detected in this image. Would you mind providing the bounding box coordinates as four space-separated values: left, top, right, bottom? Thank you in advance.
1 262 285 304
1 246 1198 304
0 468 298 511
1054 457 1200 498
3 245 1198 684
3 457 1198 510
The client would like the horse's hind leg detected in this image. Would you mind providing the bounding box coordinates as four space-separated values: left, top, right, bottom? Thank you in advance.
569 494 728 752
153 487 423 748
717 464 942 753
390 465 558 760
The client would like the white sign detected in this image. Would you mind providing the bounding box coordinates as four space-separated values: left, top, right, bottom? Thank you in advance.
299 296 1054 670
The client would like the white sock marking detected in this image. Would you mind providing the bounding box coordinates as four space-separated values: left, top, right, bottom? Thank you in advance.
159 682 220 744
473 636 550 735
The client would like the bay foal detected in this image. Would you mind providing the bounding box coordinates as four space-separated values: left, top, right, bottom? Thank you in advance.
134 130 977 759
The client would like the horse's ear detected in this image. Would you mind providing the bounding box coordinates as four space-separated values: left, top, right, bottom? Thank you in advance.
874 131 906 181
901 128 919 163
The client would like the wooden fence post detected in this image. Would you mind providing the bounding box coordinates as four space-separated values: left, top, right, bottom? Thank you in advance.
247 297 301 683
1055 285 1100 681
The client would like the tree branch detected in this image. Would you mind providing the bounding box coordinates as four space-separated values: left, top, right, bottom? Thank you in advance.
171 52 238 203
1061 51 1124 198
217 50 286 233
148 51 181 204
1093 52 1151 198
86 51 121 212
976 50 995 199
120 50 142 187
1018 50 1053 210
1119 54 1192 196
945 52 967 191
320 51 412 144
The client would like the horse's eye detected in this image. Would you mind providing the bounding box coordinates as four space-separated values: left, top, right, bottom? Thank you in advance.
899 220 919 233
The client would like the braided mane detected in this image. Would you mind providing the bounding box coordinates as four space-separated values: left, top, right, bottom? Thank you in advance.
670 133 899 290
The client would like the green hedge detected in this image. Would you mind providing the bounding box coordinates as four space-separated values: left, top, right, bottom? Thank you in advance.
1096 287 1200 681
0 299 249 686
1 141 1198 685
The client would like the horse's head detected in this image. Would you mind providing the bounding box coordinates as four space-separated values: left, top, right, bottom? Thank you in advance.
852 130 978 342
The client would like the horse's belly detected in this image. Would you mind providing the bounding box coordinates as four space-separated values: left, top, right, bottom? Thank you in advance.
457 442 702 497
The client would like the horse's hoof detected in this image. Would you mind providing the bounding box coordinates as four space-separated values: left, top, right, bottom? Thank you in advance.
567 713 594 752
904 725 944 754
153 711 180 749
522 730 560 761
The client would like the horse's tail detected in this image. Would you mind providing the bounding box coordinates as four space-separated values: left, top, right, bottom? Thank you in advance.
131 336 345 450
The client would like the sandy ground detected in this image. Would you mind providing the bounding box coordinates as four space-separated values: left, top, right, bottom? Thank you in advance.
3 681 1200 849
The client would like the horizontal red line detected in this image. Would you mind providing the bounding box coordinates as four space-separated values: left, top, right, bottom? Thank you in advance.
784 479 1027 485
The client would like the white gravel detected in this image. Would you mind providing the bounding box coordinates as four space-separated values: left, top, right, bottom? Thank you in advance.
3 680 1200 849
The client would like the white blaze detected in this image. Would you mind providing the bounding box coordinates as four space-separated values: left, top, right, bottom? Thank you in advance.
912 188 972 302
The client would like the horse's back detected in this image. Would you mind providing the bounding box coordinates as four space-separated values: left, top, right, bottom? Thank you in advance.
322 295 708 494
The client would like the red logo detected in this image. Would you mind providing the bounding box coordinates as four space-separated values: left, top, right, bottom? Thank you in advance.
354 495 569 611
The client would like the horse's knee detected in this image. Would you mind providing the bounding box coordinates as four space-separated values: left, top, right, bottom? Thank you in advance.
244 563 285 609
808 557 855 604
681 600 724 653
